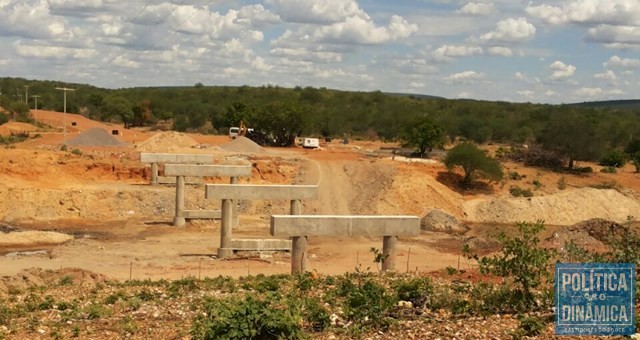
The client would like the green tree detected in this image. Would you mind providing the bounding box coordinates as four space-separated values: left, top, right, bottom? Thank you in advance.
537 113 604 169
8 101 31 122
402 116 445 157
625 139 640 172
253 101 310 146
445 142 504 186
103 96 133 128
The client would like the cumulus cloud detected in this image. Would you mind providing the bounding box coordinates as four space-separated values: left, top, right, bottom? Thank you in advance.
526 0 640 26
0 0 71 40
575 87 602 97
487 46 512 56
265 0 365 24
433 44 483 61
480 18 536 44
586 25 640 47
549 60 576 80
443 70 485 82
594 70 616 80
313 14 417 45
14 40 96 58
604 55 640 69
517 90 534 98
458 2 495 16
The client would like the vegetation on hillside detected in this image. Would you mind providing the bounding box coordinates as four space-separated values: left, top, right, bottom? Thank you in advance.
1 77 639 161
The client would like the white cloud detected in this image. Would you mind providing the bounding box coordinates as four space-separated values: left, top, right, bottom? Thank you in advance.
14 40 95 58
586 25 640 47
265 0 365 24
480 18 536 44
594 70 616 80
604 55 640 69
443 70 485 82
517 90 534 98
575 87 602 97
458 2 495 16
515 72 525 80
487 46 512 56
526 0 640 26
433 44 483 61
112 55 141 68
314 14 417 45
549 60 576 80
609 88 625 95
251 56 272 71
0 0 72 40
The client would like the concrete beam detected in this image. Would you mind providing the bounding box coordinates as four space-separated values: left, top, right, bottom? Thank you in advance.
270 215 420 237
164 164 251 178
230 239 292 251
158 176 203 185
140 153 213 164
206 184 318 200
183 210 221 220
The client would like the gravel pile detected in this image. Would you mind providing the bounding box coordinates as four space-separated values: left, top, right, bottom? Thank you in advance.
66 128 126 147
220 136 266 154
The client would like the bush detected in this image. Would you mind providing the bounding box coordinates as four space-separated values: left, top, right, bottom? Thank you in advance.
465 221 554 312
444 142 504 187
600 166 617 174
341 276 396 329
509 171 523 180
599 150 627 168
71 149 82 156
392 276 432 308
509 186 533 198
191 294 305 339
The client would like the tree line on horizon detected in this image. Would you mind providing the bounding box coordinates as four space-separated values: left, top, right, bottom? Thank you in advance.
1 77 640 171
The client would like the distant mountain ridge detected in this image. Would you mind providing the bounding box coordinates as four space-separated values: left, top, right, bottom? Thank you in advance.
569 99 640 110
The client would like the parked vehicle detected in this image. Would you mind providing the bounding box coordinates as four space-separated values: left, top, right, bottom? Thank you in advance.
303 138 320 149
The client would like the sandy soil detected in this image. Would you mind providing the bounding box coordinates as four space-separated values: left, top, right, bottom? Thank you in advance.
0 109 639 282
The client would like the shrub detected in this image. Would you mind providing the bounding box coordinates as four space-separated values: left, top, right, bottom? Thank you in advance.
599 150 627 168
466 221 554 311
557 176 567 190
71 149 82 156
302 297 330 332
532 179 543 189
444 142 504 187
513 315 546 338
509 171 523 180
191 294 305 339
392 276 432 308
58 275 74 286
341 275 396 329
600 166 617 174
509 186 533 198
590 180 618 190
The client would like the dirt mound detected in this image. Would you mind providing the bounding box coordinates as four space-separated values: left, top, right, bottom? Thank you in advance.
543 229 605 252
135 131 199 152
462 188 640 225
66 127 126 147
0 230 74 246
220 136 266 154
569 218 626 242
0 268 108 292
0 121 38 136
421 209 469 234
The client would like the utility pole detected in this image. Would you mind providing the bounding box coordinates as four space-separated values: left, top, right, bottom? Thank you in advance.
31 95 40 123
24 85 29 105
31 95 40 110
55 87 75 145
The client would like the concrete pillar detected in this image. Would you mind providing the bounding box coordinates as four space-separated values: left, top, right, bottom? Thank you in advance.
151 162 158 185
382 235 397 272
290 199 306 274
173 175 186 227
230 177 238 227
218 199 233 259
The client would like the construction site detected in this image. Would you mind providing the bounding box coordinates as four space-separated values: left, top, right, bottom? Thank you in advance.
1 109 640 338
0 109 638 284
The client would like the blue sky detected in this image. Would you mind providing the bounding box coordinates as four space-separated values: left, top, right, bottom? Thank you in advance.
0 0 639 104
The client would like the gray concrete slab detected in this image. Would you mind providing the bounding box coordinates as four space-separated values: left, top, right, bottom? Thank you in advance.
205 184 318 200
164 164 251 177
270 215 420 237
183 210 221 219
140 153 213 164
230 239 292 251
157 176 203 185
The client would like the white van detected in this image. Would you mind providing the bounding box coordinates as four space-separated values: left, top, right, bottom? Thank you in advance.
302 138 320 149
229 127 240 139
